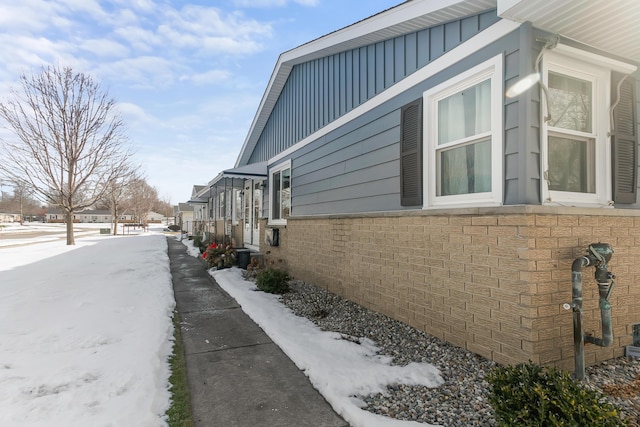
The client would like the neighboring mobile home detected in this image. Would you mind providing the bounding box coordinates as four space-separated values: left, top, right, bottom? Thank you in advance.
45 209 135 223
0 213 20 223
195 0 640 370
190 162 268 250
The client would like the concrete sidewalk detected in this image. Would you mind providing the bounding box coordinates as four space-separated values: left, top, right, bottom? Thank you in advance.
167 237 348 427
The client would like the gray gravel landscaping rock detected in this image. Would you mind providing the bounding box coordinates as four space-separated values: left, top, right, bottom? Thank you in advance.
276 279 640 426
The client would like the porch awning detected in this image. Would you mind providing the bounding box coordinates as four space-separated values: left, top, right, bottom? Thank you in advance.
221 161 268 180
187 198 207 204
206 161 268 191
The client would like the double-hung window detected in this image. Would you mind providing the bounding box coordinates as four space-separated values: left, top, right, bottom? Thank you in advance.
232 189 242 225
424 55 503 207
218 191 225 218
269 161 291 225
541 46 639 206
541 51 610 206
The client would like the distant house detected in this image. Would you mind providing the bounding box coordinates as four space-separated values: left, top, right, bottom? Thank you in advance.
189 167 260 247
46 209 111 223
0 213 20 223
45 209 138 224
188 185 209 237
146 211 166 223
76 210 111 223
174 203 194 234
191 0 639 371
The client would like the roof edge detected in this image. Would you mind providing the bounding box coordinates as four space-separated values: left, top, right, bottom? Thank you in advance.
234 0 497 167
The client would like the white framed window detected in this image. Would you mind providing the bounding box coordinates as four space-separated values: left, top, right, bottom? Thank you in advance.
541 51 611 206
232 188 242 225
269 160 291 225
225 189 232 218
424 54 503 208
218 191 225 218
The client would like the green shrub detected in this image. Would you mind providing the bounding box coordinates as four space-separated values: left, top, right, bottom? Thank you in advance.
256 268 290 294
192 235 203 251
487 361 627 426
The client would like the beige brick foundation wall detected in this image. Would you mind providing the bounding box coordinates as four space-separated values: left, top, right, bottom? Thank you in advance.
262 206 640 370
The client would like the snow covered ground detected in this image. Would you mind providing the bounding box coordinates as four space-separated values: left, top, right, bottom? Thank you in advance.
0 222 106 247
0 223 444 427
183 240 444 427
0 224 175 427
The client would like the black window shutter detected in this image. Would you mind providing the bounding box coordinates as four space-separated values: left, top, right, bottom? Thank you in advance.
400 99 423 206
612 73 637 204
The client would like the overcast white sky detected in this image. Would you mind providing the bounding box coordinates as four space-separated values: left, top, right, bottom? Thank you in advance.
0 0 403 204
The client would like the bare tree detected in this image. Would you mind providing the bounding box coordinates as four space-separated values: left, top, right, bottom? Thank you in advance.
154 197 174 218
101 162 138 235
0 65 131 244
9 181 32 225
127 177 157 227
0 180 39 224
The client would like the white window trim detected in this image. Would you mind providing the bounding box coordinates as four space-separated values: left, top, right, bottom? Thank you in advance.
268 160 291 226
423 54 503 208
541 50 611 207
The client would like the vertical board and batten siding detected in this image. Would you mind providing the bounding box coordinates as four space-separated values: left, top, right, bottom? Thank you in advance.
289 33 521 215
247 10 499 164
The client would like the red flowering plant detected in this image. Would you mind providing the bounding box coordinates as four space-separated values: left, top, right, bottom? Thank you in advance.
202 242 237 269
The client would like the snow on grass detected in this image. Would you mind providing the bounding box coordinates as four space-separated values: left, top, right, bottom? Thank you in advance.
1 227 442 427
0 233 175 427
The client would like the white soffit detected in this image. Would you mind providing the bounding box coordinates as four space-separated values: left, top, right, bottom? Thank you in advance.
498 0 640 64
285 0 498 65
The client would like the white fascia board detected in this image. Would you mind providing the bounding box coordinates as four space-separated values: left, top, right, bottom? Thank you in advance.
191 184 209 199
192 187 210 199
234 0 498 168
204 173 224 189
280 0 487 64
233 59 291 168
267 18 521 167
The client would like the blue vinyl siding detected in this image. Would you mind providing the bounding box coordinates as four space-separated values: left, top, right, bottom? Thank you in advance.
291 111 402 215
251 11 640 217
273 30 521 215
248 10 499 163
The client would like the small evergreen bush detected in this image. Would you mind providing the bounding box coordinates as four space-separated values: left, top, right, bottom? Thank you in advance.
487 361 627 426
256 268 290 294
193 235 203 251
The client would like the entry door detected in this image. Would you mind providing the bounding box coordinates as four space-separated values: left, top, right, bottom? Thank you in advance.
243 180 262 249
